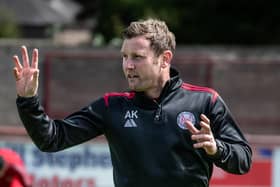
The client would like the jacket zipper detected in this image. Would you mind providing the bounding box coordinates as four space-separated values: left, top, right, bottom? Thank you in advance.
154 104 162 121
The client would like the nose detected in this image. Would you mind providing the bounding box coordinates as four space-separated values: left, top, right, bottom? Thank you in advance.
124 59 135 69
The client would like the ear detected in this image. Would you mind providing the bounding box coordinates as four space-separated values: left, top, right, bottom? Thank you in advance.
161 50 173 68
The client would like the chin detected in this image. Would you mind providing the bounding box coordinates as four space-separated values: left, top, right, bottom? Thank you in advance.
128 85 141 91
128 86 137 91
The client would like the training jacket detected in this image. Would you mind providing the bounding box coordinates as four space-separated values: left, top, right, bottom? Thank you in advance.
16 67 252 187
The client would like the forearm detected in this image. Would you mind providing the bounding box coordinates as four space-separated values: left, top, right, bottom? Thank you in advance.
16 96 59 151
209 97 252 174
16 96 104 152
209 139 252 174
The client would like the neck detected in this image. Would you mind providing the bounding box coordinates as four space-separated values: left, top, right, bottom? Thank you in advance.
145 87 163 99
145 72 170 99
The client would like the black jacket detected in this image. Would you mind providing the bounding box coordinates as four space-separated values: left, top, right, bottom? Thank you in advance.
17 67 252 187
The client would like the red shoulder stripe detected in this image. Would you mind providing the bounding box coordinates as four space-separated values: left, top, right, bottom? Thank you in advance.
181 83 218 104
103 92 135 107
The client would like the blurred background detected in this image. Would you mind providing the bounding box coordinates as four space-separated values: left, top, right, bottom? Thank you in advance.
0 0 279 186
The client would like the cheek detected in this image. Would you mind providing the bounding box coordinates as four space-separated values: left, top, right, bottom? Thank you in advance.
141 67 158 80
122 62 127 74
122 62 125 71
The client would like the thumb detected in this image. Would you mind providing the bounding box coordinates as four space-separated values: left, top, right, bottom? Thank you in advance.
185 120 199 134
33 69 39 79
30 70 39 96
32 70 40 84
13 67 21 81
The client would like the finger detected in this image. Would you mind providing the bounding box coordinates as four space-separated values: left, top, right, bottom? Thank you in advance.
200 120 211 131
200 114 210 124
199 121 212 136
21 46 30 68
33 69 39 81
31 48 38 69
185 120 199 134
193 141 213 149
13 55 22 70
200 114 211 133
13 67 21 81
191 134 212 142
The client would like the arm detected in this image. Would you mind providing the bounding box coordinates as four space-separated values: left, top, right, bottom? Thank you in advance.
208 96 252 174
17 96 106 152
13 46 106 152
186 96 252 174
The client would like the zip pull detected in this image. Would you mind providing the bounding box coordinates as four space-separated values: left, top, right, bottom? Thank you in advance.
154 105 162 121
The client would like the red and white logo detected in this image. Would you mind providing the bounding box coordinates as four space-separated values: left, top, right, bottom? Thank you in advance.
176 112 196 130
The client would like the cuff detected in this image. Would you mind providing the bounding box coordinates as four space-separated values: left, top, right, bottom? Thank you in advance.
207 139 224 161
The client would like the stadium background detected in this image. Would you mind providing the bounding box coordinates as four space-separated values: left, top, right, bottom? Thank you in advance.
1 45 279 187
1 0 280 186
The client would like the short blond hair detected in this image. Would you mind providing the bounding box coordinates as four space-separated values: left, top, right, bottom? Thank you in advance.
122 18 176 56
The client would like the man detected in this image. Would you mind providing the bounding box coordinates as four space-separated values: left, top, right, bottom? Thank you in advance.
0 148 32 187
13 19 252 187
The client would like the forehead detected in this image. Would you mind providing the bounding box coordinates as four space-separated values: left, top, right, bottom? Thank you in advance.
121 36 152 53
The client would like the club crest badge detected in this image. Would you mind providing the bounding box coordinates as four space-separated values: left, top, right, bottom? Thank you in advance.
177 112 196 130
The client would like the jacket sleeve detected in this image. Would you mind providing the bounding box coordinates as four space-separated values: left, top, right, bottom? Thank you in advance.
16 96 106 152
208 96 252 174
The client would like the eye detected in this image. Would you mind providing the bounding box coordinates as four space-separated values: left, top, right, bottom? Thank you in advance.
132 54 143 60
122 54 128 60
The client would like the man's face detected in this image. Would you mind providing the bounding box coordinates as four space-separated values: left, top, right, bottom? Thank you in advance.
121 36 163 92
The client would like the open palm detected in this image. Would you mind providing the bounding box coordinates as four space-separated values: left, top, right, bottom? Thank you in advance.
13 46 39 97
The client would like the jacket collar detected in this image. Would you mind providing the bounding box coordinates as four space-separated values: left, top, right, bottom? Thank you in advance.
132 67 182 109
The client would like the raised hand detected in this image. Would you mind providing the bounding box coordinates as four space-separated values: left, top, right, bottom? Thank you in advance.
185 114 217 155
13 46 39 97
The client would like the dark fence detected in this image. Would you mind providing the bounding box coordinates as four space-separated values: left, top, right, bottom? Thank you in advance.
42 49 280 134
1 46 280 135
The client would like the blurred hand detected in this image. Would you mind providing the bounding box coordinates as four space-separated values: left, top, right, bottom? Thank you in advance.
13 46 39 97
185 114 217 155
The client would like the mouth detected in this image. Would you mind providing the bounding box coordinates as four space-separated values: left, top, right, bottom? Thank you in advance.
127 74 139 79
